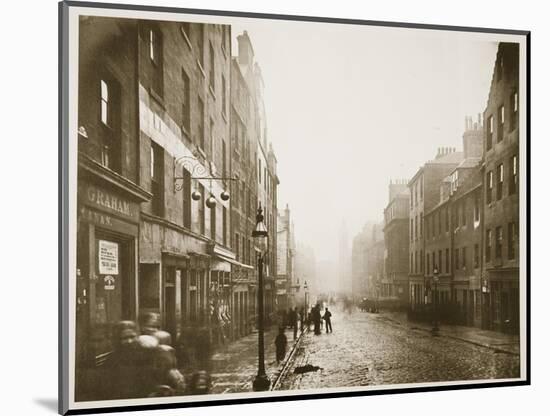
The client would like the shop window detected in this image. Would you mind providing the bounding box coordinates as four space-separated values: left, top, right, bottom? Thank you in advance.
139 263 160 309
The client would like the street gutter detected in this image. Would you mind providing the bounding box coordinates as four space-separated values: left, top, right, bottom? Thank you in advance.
270 327 307 390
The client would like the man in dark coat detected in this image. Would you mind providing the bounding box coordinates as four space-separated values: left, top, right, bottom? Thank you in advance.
323 307 333 333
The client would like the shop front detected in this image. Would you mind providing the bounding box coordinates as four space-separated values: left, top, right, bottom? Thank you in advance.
75 158 150 399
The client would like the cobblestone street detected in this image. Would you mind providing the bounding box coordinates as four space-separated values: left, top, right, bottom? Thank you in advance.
201 326 299 394
277 309 520 391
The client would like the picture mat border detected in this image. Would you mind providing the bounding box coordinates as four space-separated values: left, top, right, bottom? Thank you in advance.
59 1 531 414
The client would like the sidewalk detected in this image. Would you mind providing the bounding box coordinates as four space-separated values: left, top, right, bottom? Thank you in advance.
201 326 302 394
376 311 520 355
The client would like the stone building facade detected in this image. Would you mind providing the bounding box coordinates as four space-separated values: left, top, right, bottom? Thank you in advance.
408 148 463 310
75 19 280 400
383 180 410 306
481 43 520 333
277 205 296 311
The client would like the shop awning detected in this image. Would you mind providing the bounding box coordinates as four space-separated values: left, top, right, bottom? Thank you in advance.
212 254 254 271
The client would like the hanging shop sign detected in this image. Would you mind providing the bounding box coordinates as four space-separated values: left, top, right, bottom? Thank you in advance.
99 240 119 275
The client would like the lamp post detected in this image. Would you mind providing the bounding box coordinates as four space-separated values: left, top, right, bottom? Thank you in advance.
304 281 308 328
432 266 440 334
252 204 270 392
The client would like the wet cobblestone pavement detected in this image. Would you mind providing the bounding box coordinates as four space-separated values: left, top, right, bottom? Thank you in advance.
277 310 520 391
201 327 299 394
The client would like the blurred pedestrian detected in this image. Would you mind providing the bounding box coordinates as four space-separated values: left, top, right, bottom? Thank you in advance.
289 307 298 340
323 307 333 333
274 327 288 364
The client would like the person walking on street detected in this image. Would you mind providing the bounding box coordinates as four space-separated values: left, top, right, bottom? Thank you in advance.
274 327 288 364
323 307 333 333
290 307 298 340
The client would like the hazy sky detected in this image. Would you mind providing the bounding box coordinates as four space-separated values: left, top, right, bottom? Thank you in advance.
231 19 497 262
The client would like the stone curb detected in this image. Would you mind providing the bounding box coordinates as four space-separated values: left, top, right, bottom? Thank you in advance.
270 328 307 390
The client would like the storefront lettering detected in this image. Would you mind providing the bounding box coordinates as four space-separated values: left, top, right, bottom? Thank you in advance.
79 207 113 227
87 186 133 218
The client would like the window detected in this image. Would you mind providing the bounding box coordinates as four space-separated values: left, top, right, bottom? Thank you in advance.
508 222 517 260
474 193 480 222
209 42 215 91
486 171 493 204
198 97 205 149
486 229 492 262
510 91 518 131
235 233 240 260
221 25 228 53
426 252 430 276
210 203 216 241
509 155 518 195
438 250 442 272
497 53 504 81
474 244 480 268
420 249 424 273
181 68 190 133
461 247 466 269
151 142 164 217
149 27 163 97
438 211 442 235
445 248 449 273
420 213 423 237
497 163 504 200
445 207 450 232
210 118 214 155
420 178 423 199
497 105 504 142
258 158 262 183
461 200 466 226
222 75 227 117
413 216 417 241
486 115 494 151
197 25 204 68
182 168 191 228
455 248 460 270
222 207 227 246
432 252 435 273
496 226 503 259
100 80 111 126
410 219 414 242
198 184 205 235
222 141 227 179
99 78 121 172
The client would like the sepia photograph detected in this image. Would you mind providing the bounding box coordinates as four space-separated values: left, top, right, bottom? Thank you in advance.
59 2 529 414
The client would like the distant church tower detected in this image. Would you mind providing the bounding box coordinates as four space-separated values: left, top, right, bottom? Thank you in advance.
338 220 351 294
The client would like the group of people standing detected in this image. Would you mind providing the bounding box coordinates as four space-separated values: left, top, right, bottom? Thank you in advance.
309 304 333 335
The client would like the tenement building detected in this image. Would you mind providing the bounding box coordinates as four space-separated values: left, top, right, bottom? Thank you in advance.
277 204 296 311
408 147 463 310
383 180 410 307
234 31 279 323
482 43 520 333
76 17 151 400
423 118 484 326
75 18 280 400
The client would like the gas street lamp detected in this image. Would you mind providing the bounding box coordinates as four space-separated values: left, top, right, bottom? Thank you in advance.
303 280 309 326
432 266 440 334
252 204 270 392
